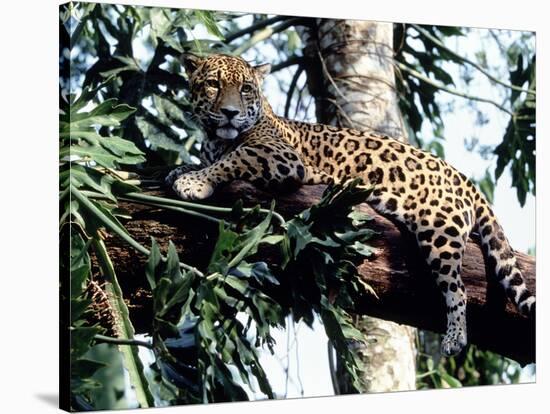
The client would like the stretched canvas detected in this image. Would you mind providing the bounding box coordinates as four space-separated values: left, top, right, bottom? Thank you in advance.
59 1 536 411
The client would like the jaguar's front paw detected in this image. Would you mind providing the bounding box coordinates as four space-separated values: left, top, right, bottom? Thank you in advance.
172 172 214 201
440 329 467 356
165 164 199 187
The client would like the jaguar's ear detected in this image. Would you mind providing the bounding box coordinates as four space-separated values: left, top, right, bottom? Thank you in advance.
180 53 204 77
253 63 271 81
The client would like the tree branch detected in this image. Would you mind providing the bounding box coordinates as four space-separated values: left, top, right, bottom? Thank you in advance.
284 65 305 118
233 18 307 56
93 334 153 349
224 15 290 43
411 24 536 97
104 182 535 365
271 55 304 73
395 61 514 116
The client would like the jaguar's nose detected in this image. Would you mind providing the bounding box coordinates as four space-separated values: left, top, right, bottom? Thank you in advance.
221 107 240 120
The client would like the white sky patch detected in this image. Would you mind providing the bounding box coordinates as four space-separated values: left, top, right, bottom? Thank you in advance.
170 124 189 138
133 25 155 68
257 317 334 399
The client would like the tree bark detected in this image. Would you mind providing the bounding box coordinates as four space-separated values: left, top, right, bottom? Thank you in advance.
104 182 535 366
298 18 417 392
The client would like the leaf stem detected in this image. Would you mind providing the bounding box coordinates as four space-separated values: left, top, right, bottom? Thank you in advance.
72 185 149 255
119 196 222 224
72 186 205 277
91 237 155 407
123 192 286 227
93 333 153 349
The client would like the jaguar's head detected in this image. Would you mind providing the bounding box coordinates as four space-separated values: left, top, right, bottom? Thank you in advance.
181 53 271 140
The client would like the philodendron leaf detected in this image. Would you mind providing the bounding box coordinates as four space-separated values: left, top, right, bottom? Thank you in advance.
208 204 275 274
440 372 462 388
70 99 136 128
85 343 131 410
286 220 313 257
60 76 144 226
229 261 280 286
145 237 162 290
166 241 183 281
92 238 155 408
70 233 92 299
193 10 225 39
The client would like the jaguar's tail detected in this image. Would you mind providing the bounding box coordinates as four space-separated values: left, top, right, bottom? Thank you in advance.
474 195 535 316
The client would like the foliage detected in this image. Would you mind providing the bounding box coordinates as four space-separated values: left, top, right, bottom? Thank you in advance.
59 77 144 235
144 213 283 403
63 230 105 407
60 2 230 168
277 181 376 391
394 24 464 156
417 333 523 389
494 55 535 206
394 25 536 205
60 69 157 409
130 181 375 404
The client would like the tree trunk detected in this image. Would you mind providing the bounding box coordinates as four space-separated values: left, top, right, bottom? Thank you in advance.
298 19 417 392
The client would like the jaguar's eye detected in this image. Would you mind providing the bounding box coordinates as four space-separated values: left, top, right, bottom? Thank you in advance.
241 84 253 94
205 79 219 89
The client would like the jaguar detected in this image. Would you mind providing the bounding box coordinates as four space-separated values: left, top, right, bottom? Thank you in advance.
166 53 535 356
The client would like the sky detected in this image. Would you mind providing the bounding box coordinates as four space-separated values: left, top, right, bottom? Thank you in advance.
84 7 536 401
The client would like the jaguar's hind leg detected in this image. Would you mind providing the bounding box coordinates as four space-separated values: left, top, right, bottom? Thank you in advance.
303 164 335 185
416 231 469 356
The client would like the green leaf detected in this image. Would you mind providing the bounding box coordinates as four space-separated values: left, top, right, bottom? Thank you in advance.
135 116 191 162
286 30 301 53
70 100 136 129
193 10 225 40
208 206 275 274
335 228 376 244
69 233 92 299
477 169 495 204
145 237 161 290
71 326 102 360
351 241 375 257
427 139 445 159
348 210 372 226
65 165 117 202
229 261 280 286
440 372 462 388
166 241 182 280
100 56 141 78
60 77 144 237
150 8 173 46
286 220 313 257
92 238 155 408
261 234 284 245
85 344 131 410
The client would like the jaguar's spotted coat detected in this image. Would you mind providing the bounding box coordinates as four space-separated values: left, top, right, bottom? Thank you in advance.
166 53 535 355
